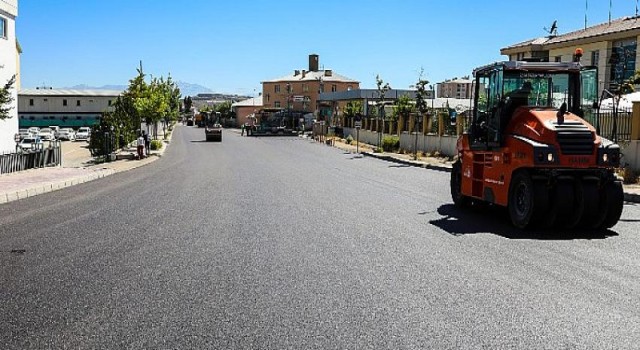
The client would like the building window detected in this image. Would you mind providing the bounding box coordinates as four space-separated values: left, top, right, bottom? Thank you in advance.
610 39 637 84
516 52 525 60
108 100 112 106
591 50 600 66
331 84 337 92
303 84 308 92
266 94 270 102
76 100 81 107
347 85 352 91
63 99 67 106
29 99 34 106
555 56 562 62
274 85 280 93
0 17 6 39
274 101 281 108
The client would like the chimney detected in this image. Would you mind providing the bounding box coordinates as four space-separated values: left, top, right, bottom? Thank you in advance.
294 70 300 76
324 69 333 77
302 70 306 78
309 54 319 72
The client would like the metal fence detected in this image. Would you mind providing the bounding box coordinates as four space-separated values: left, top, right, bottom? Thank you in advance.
583 107 633 143
0 142 62 175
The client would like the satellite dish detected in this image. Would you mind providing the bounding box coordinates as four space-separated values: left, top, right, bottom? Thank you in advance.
544 20 558 36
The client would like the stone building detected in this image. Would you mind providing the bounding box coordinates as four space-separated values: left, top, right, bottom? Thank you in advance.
261 54 360 119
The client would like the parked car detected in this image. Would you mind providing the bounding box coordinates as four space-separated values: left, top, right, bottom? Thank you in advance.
49 126 61 138
75 127 91 141
57 128 76 141
27 127 40 136
18 128 31 140
39 127 56 140
17 136 43 152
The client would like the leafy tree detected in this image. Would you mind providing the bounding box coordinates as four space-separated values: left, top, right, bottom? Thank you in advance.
0 74 16 120
343 100 362 118
412 69 430 127
375 75 391 146
392 94 413 121
183 96 193 112
215 100 233 118
134 77 170 139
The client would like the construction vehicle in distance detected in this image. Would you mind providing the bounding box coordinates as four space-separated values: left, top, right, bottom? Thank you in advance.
195 112 205 127
204 111 222 142
451 49 624 230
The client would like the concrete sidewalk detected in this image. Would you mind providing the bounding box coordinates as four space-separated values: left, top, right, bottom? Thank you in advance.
323 136 640 204
0 128 173 205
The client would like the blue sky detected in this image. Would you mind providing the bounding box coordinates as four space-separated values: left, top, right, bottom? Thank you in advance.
16 0 638 95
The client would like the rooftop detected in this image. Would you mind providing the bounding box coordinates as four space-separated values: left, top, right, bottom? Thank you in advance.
263 69 359 84
19 88 123 97
231 96 263 107
502 16 640 52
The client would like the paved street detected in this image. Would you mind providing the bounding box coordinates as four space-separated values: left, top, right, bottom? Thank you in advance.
1 126 640 349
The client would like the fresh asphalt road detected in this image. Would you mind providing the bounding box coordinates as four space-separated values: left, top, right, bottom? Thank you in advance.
1 126 640 349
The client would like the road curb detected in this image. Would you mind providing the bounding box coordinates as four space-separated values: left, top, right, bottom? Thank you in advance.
361 152 453 172
0 168 117 205
0 126 175 205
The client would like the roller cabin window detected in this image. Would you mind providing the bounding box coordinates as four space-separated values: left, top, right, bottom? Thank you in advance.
502 72 574 110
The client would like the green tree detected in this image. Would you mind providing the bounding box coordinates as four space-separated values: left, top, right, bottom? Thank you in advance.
412 69 430 127
343 100 362 118
183 96 193 112
392 94 413 121
0 74 16 120
375 75 391 147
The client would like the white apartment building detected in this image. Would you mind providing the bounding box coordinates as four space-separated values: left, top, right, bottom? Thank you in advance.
0 0 18 153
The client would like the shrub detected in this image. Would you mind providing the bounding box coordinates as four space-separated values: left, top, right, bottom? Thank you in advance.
374 147 383 153
345 134 354 145
620 164 639 184
150 140 163 150
381 136 399 152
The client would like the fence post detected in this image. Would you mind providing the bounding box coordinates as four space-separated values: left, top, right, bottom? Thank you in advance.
632 101 640 141
438 113 445 136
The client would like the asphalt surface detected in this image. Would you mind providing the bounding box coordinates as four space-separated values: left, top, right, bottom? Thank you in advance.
1 126 640 349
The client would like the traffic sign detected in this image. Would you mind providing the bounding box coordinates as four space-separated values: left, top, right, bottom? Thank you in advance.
354 121 362 129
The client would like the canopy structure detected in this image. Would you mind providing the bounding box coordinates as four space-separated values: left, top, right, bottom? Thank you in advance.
600 91 640 110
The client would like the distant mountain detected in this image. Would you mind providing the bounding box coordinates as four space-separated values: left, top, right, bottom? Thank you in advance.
175 81 213 97
67 81 214 98
68 84 127 91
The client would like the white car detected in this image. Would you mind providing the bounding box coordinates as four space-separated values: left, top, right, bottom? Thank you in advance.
75 127 91 141
49 126 61 138
57 128 76 141
18 128 31 140
27 127 40 137
17 136 43 152
39 127 56 140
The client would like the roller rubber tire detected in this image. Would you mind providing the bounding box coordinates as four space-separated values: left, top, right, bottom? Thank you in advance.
451 161 470 208
508 171 535 229
600 181 624 229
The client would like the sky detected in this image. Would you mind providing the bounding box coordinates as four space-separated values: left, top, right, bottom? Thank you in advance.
15 0 640 95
